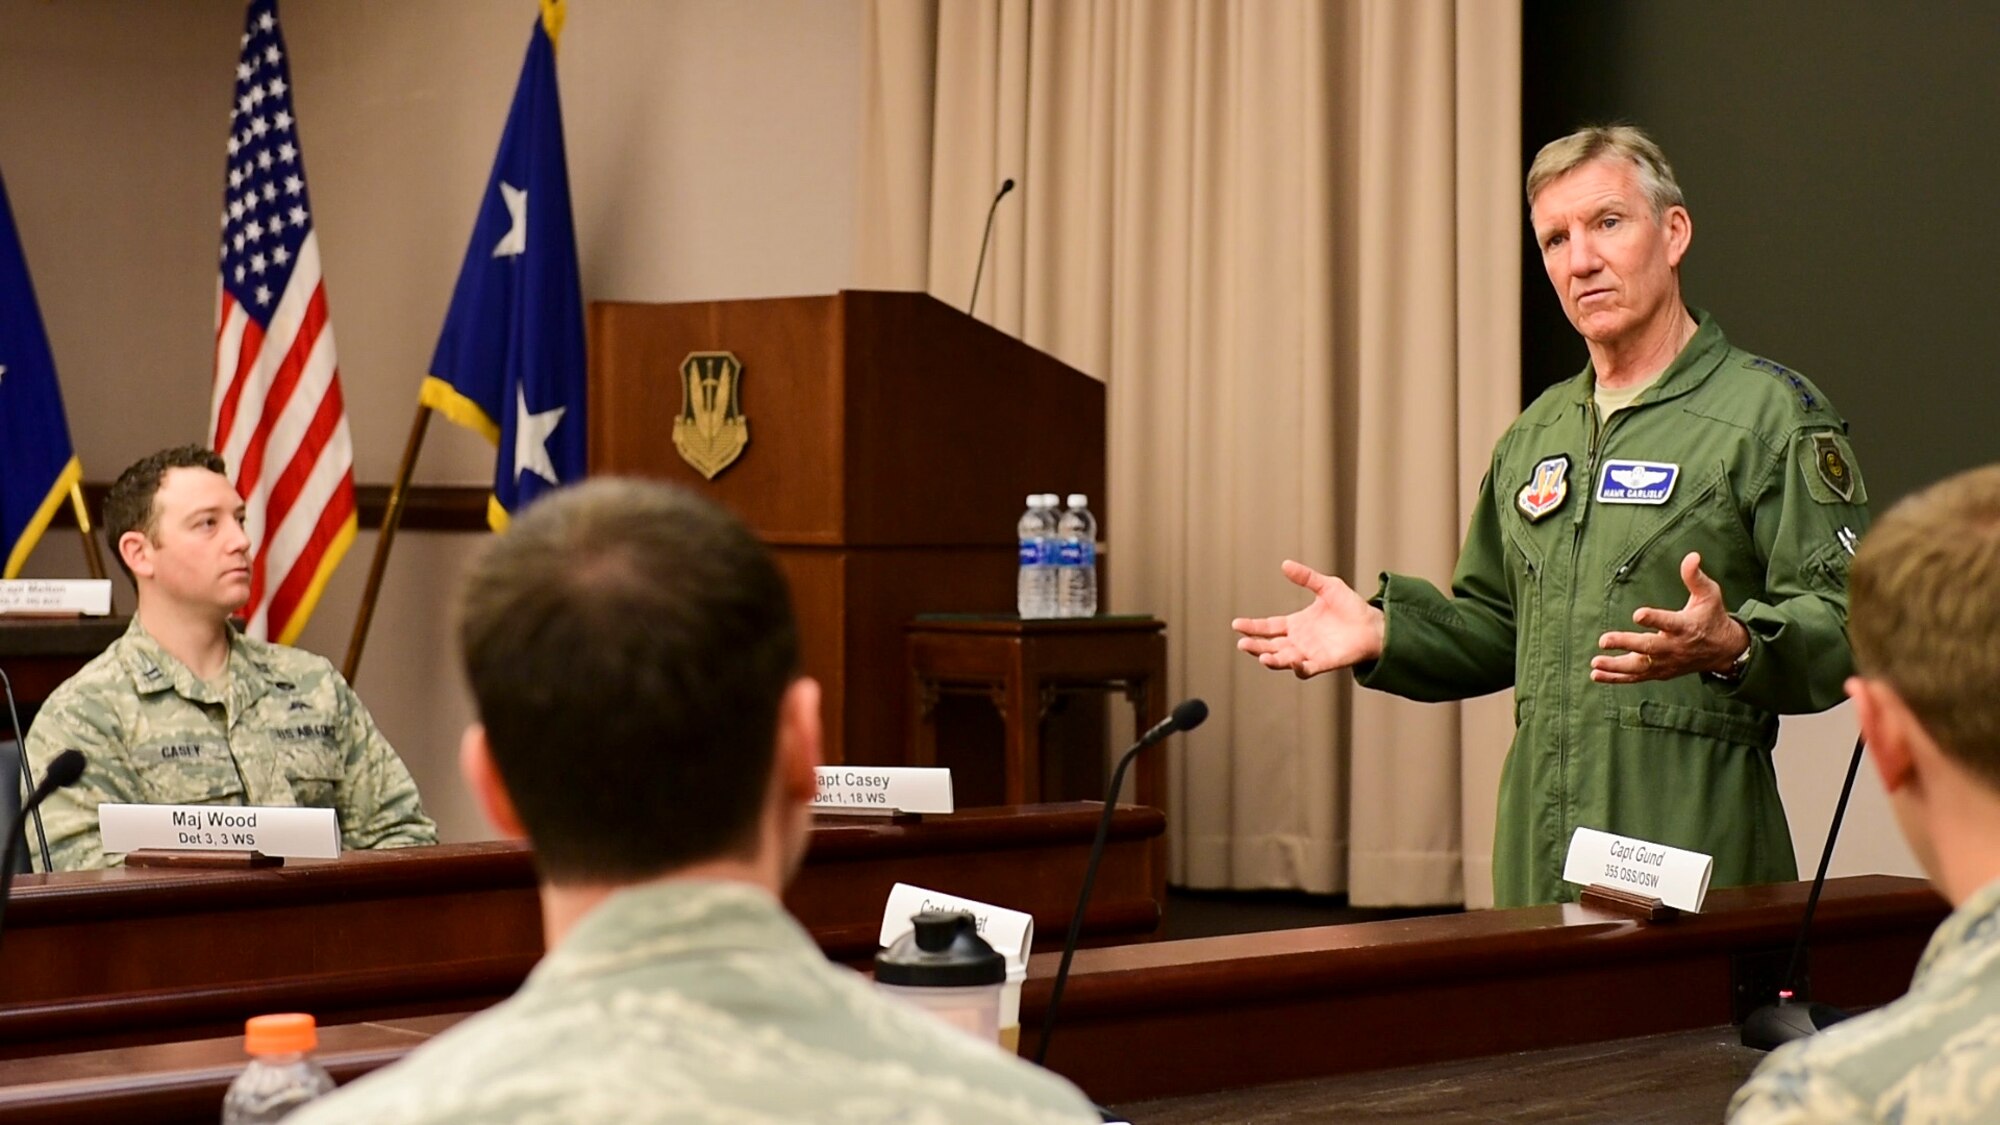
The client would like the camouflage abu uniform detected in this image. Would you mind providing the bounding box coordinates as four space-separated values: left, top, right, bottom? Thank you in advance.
23 617 436 870
1728 878 2000 1123
287 880 1103 1125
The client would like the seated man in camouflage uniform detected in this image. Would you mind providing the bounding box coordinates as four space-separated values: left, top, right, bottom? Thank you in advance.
25 446 435 869
1730 464 2000 1123
290 479 1099 1125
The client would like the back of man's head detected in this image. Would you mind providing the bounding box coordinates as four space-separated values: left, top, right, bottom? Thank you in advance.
456 479 800 884
1849 464 2000 789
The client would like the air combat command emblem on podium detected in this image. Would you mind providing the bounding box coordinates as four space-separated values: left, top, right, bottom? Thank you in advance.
673 351 749 480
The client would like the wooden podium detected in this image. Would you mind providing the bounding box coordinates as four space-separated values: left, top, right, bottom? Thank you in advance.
588 291 1105 765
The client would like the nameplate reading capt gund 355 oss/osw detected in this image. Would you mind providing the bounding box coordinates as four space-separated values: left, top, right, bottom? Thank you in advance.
97 803 341 860
809 767 954 815
1562 826 1713 913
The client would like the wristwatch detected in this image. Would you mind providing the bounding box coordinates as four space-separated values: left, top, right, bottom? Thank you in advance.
1708 628 1753 684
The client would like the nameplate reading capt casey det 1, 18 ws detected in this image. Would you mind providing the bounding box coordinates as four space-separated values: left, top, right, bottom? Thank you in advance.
1562 826 1713 913
810 767 954 815
98 803 341 860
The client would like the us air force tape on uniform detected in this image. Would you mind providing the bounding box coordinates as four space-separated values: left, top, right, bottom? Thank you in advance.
99 803 341 861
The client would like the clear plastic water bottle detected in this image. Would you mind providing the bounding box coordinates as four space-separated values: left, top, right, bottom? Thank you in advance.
1017 494 1058 619
222 1013 336 1123
1056 493 1098 618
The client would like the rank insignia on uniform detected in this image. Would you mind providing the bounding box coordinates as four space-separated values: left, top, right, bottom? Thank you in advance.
1517 456 1570 522
1837 526 1859 556
1595 459 1678 505
672 351 750 480
1813 432 1855 501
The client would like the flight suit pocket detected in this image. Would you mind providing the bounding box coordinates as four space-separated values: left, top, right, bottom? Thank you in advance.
276 734 343 809
1618 700 1775 751
133 740 244 804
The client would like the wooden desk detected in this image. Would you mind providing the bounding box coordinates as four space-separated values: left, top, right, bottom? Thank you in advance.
0 802 1163 1057
1116 1025 1760 1124
0 876 1941 1120
0 617 124 727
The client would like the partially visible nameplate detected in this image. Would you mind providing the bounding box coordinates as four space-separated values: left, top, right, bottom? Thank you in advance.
0 579 111 616
810 766 954 815
99 803 341 860
879 882 1034 968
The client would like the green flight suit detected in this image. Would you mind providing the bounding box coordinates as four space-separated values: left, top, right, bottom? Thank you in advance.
1359 312 1868 907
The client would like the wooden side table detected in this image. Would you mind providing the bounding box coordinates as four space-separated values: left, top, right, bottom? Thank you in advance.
906 616 1168 809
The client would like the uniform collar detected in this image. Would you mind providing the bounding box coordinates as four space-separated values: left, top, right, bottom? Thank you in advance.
529 879 814 988
118 615 276 711
1570 308 1730 412
1912 876 2000 987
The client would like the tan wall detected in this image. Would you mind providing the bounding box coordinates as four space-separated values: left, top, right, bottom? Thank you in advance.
2 0 863 841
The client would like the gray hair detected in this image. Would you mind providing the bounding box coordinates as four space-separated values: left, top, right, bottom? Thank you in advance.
1526 125 1685 216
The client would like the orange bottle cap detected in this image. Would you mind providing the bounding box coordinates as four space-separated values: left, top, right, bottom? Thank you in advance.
244 1013 318 1055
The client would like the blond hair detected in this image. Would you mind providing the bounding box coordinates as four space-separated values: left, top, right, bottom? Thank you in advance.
1849 463 2000 788
1526 125 1685 215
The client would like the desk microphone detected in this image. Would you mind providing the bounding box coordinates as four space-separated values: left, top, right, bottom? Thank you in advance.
1739 734 1864 1050
1035 697 1208 1069
967 177 1016 315
0 748 84 960
0 667 53 873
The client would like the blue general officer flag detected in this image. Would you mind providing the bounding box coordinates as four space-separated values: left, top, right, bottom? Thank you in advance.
0 165 82 579
420 0 585 530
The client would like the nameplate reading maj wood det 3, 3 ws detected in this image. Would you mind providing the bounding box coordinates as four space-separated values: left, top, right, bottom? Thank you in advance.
98 803 342 859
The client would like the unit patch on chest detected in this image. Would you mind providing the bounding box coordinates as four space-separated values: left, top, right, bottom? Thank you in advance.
1595 460 1679 505
1517 455 1571 522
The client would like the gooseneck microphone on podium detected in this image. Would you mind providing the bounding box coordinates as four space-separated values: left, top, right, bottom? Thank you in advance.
966 178 1016 316
0 747 85 959
1740 734 1865 1050
1035 698 1208 1069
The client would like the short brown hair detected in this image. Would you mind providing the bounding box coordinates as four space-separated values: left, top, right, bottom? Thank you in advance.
102 446 229 582
1849 464 2000 788
1527 124 1685 216
456 479 800 884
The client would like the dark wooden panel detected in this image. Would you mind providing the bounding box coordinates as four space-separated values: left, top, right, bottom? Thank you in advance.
0 618 127 710
53 485 490 534
838 291 1105 547
1018 875 1943 1103
0 803 1163 1057
0 877 1941 1122
1116 1025 1763 1124
590 295 846 544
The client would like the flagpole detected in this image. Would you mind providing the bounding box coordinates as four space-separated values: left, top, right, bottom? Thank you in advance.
66 481 106 582
342 403 432 684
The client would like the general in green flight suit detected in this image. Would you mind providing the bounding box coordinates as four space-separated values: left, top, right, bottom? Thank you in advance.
1234 125 1867 907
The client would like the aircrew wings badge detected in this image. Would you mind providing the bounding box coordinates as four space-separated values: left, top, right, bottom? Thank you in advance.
1517 455 1570 523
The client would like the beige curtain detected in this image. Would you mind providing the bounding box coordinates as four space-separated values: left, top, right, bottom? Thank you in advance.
857 0 1519 906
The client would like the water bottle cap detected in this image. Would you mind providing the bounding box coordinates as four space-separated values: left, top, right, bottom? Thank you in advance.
1024 494 1040 507
1066 494 1088 508
873 911 1006 986
1040 493 1060 507
244 1012 317 1055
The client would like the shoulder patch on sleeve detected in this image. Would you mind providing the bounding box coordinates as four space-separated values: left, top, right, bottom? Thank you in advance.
1803 430 1866 505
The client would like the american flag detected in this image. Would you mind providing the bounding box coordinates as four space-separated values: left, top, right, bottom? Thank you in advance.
210 0 357 645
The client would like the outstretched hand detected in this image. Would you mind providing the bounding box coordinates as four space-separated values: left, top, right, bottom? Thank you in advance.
1591 551 1751 684
1231 560 1386 679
